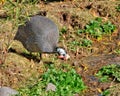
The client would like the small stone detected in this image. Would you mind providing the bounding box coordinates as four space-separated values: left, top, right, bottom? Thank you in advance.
74 93 79 96
46 83 56 92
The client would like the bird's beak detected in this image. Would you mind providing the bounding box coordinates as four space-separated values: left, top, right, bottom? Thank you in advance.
58 55 64 59
58 54 70 60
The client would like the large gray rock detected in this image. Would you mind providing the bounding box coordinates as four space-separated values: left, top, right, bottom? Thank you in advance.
0 87 18 96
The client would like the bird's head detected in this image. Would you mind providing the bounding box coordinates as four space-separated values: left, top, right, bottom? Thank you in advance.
56 47 70 60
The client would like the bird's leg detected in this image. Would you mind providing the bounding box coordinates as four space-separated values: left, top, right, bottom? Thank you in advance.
39 52 42 60
38 52 44 64
37 52 42 63
30 52 32 56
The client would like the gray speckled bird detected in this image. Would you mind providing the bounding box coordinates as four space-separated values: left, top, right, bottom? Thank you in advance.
14 15 70 60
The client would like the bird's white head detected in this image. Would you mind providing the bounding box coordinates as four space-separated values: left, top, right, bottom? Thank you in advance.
56 47 70 60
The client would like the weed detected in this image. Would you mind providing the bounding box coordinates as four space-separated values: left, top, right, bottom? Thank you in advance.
81 39 92 47
101 90 110 96
68 40 80 51
68 38 92 51
77 29 84 34
70 40 80 46
116 4 120 12
77 17 116 39
96 64 120 82
42 67 86 95
114 49 120 54
16 66 86 96
60 26 67 35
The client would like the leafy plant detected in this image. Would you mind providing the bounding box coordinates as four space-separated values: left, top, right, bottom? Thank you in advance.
60 26 67 35
114 49 120 54
116 4 120 12
101 90 110 96
16 66 86 96
68 38 92 51
68 40 80 51
42 67 86 95
77 17 116 39
96 64 120 82
81 39 92 47
70 40 80 46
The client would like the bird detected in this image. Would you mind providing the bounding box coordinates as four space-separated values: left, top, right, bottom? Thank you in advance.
14 15 70 60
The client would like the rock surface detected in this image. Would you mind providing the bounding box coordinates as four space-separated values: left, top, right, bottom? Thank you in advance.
0 87 18 96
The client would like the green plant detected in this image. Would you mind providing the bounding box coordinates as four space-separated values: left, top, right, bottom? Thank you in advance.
114 49 120 54
77 17 116 39
70 41 80 46
101 90 110 96
116 4 120 12
81 39 92 47
68 38 92 51
96 64 120 82
3 1 26 27
42 67 86 95
16 66 86 96
102 21 116 34
60 26 67 35
68 40 80 51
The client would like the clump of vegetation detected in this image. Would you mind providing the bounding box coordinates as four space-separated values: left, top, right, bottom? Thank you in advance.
60 26 67 35
77 17 116 39
69 39 92 51
114 49 120 54
101 90 110 96
68 40 80 51
116 4 120 12
96 64 120 82
16 66 86 96
81 39 92 47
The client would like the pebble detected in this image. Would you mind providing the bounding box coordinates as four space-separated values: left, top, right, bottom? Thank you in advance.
46 83 56 92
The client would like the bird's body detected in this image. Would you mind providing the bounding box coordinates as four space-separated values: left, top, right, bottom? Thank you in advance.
14 15 59 53
14 15 70 60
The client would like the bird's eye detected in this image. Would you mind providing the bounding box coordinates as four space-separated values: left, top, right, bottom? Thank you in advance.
62 54 66 56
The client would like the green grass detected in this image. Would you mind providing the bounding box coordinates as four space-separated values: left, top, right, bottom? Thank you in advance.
2 0 39 28
96 64 120 82
16 65 86 96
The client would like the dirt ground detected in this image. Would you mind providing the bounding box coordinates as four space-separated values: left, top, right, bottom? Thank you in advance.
0 0 120 96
